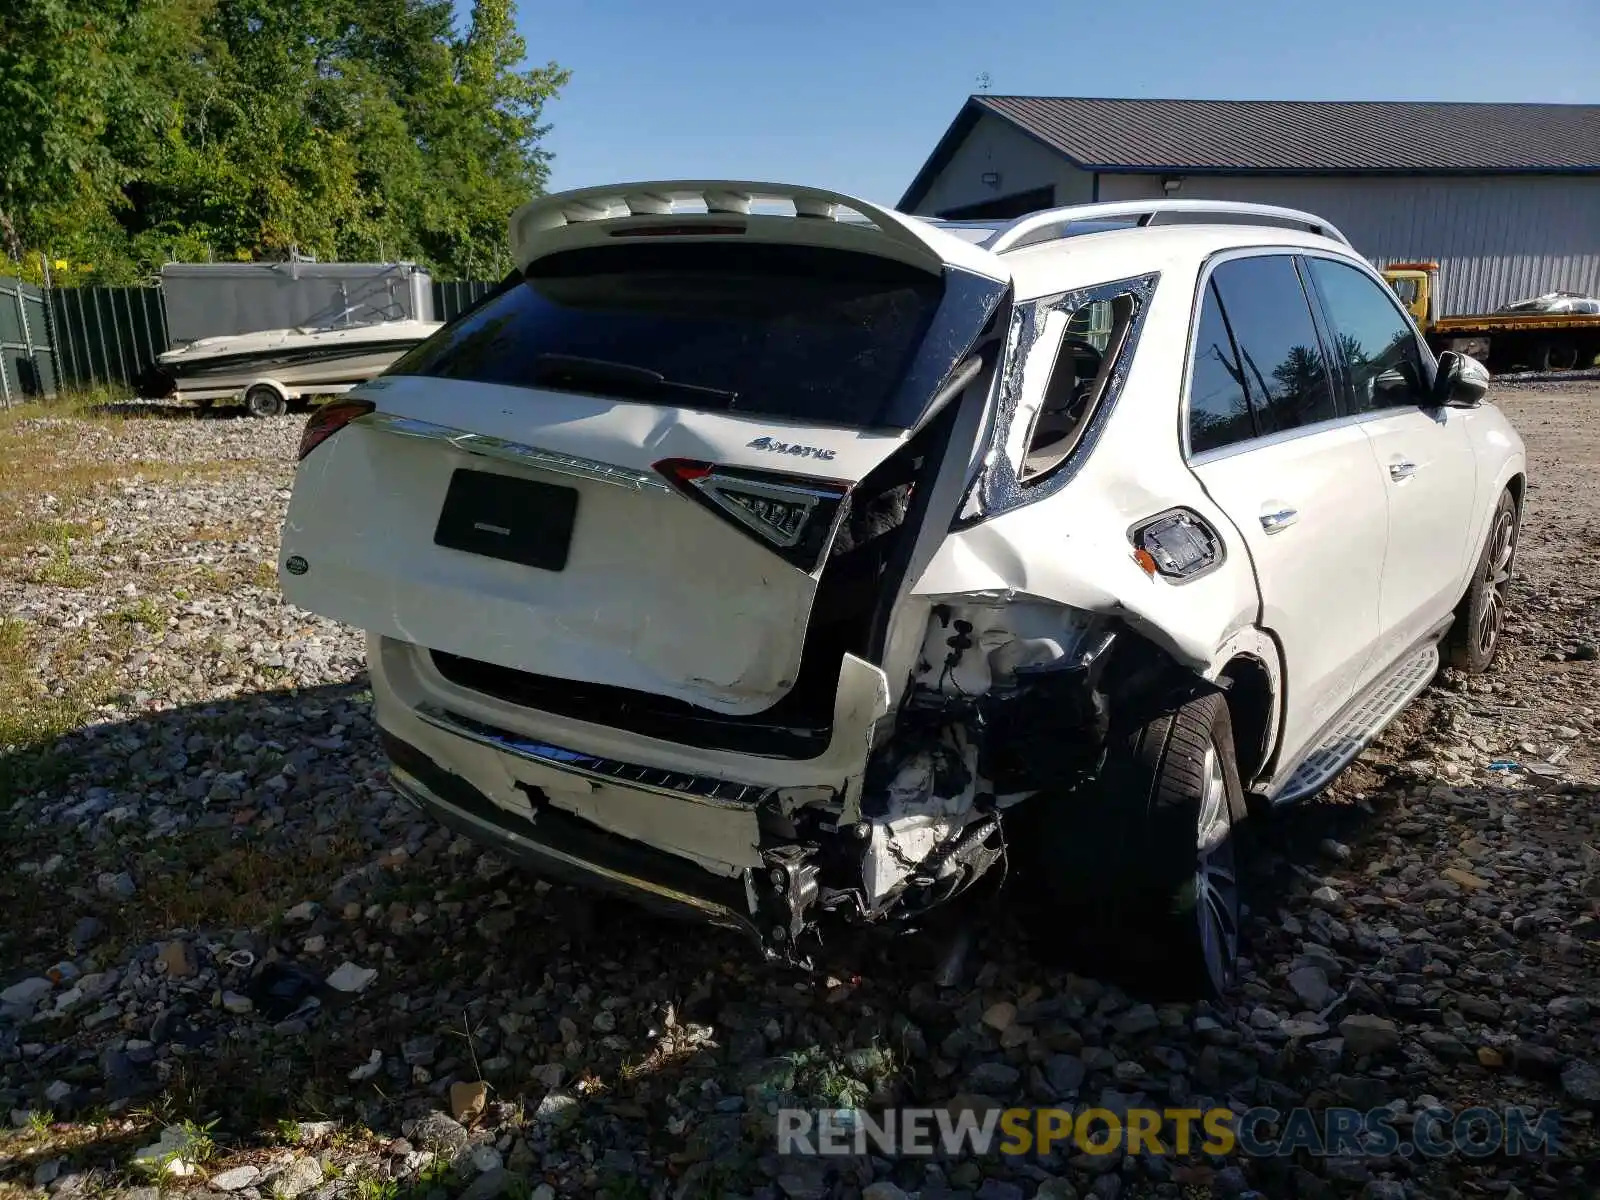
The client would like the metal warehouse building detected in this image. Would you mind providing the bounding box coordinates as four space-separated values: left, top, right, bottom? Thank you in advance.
899 97 1600 316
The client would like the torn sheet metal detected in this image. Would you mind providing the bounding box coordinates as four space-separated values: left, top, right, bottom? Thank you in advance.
913 517 1244 674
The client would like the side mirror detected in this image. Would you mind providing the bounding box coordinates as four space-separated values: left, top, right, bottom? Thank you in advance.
1373 365 1420 403
1431 350 1489 408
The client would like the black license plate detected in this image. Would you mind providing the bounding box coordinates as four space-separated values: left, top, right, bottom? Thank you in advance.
433 468 578 572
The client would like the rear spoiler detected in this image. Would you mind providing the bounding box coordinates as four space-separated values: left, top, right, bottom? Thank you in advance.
508 180 1009 283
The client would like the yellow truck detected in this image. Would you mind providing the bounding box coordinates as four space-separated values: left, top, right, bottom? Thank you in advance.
1382 261 1600 373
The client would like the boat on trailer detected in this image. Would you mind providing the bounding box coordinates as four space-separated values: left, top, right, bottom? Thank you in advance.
134 307 442 416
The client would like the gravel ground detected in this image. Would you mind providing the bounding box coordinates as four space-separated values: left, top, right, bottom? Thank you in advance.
2 389 1599 1200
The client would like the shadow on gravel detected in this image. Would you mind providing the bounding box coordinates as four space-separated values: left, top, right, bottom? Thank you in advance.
1 675 1252 1150
83 400 308 421
0 679 841 1141
0 1122 154 1196
4 674 1598 1200
10 671 1582 1197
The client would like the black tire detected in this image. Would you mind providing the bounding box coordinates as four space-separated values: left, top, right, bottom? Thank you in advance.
1028 691 1244 998
1446 488 1518 673
1537 340 1580 372
244 385 287 418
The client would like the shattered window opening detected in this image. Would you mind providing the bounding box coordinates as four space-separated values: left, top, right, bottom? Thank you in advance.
956 273 1159 525
1019 293 1139 484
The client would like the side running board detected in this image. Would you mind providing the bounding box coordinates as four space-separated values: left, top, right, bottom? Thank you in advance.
1271 643 1440 806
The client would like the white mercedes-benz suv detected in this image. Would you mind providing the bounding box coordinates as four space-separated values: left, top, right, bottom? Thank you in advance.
279 182 1526 995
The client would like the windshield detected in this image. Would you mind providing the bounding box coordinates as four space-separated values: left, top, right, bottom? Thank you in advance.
296 301 405 334
387 241 949 428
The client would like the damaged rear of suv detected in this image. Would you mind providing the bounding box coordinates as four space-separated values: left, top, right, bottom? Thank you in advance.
279 182 1526 996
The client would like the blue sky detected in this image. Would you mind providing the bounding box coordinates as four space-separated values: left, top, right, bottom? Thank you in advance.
518 0 1599 207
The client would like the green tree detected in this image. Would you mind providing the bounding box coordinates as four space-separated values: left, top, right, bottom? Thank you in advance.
1 0 568 283
410 0 568 276
0 0 131 269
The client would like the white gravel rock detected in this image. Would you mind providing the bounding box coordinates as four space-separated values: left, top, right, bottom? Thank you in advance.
212 1165 263 1191
468 1145 504 1173
0 978 51 1007
267 1156 324 1199
325 962 377 993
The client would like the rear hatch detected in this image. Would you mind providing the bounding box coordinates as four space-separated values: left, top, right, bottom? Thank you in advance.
279 182 1008 718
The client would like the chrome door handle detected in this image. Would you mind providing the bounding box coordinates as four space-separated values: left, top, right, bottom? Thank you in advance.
1389 459 1418 481
1259 506 1299 534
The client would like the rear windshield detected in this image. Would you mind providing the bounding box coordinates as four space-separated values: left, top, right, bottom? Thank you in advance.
390 241 946 428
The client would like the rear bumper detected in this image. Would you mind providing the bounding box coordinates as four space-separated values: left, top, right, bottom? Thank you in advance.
367 633 804 943
381 727 761 938
368 634 889 815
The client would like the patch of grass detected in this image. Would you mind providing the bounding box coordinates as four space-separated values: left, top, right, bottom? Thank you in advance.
376 1155 458 1200
355 1179 399 1200
176 1118 219 1165
0 388 128 426
18 519 99 587
0 402 278 789
0 615 121 796
0 1113 152 1200
0 403 252 563
192 564 230 594
785 1041 900 1110
35 558 100 588
0 614 26 665
329 1124 380 1153
123 822 366 936
114 596 167 630
16 517 91 549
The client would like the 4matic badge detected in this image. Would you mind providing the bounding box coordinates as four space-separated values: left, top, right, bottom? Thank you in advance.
748 436 837 462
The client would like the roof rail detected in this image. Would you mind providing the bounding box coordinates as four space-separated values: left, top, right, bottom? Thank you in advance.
982 200 1351 253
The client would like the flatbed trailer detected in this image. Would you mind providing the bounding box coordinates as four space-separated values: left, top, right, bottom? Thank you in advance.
1383 262 1600 373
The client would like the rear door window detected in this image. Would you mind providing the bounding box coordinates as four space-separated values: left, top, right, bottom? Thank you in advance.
1187 278 1257 454
1206 255 1338 438
390 241 947 429
1304 256 1432 412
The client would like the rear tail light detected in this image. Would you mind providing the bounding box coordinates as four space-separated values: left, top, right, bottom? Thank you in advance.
654 458 851 572
298 399 376 461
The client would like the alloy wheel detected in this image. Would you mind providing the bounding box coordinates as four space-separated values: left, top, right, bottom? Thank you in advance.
1191 746 1239 994
1476 506 1517 659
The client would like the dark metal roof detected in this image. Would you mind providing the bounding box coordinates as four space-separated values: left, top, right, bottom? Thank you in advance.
899 96 1600 210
